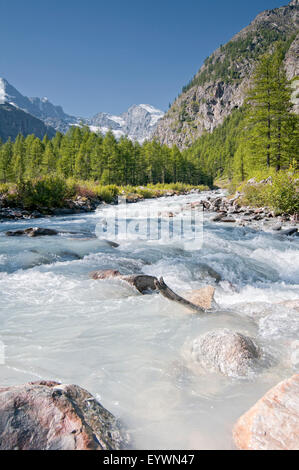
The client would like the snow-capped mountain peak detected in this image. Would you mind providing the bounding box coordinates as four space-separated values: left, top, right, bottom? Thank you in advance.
87 104 164 142
0 77 164 142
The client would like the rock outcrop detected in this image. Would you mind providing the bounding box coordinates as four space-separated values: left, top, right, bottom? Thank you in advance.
0 381 129 450
285 33 299 114
186 329 260 377
154 2 298 148
233 374 299 450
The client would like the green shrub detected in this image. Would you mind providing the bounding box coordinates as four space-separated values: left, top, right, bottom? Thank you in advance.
16 176 70 209
239 168 299 214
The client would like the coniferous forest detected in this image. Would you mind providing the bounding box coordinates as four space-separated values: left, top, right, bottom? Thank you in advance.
0 129 211 187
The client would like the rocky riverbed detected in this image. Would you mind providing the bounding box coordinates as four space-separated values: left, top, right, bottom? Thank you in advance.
0 191 298 449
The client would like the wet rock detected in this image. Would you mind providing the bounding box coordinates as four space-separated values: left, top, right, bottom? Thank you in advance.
233 374 299 450
272 222 282 231
0 381 129 450
185 286 215 310
280 227 298 237
6 227 58 237
220 217 236 223
187 329 260 377
90 270 157 293
5 229 25 236
26 227 59 237
211 213 226 222
104 240 120 248
90 270 211 311
90 269 122 280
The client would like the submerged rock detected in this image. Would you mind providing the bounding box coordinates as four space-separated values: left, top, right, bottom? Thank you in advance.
280 227 298 237
233 374 299 450
0 381 129 450
90 269 122 280
186 329 260 377
6 227 58 237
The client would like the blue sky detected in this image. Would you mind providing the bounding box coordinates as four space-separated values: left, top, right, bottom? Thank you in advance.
0 0 287 116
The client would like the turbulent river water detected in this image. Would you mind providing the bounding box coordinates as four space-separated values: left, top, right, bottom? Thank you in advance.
0 191 298 449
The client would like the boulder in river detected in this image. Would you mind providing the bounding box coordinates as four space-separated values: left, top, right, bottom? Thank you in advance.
186 329 260 377
90 270 210 312
6 227 59 237
280 227 298 237
185 286 215 310
211 213 226 222
233 374 299 450
0 381 129 450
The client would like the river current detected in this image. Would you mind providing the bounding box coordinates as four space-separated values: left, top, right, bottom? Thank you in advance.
0 192 298 449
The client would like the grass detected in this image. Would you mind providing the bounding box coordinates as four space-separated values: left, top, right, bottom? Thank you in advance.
0 177 210 210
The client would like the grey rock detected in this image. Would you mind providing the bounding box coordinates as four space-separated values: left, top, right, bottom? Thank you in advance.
187 329 260 377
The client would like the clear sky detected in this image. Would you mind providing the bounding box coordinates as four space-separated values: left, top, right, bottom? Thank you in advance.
0 0 288 117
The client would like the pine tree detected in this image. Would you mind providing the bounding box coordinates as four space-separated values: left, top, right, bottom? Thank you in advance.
244 43 297 173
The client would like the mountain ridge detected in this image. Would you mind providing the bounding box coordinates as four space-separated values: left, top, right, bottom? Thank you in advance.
0 103 55 142
0 78 164 142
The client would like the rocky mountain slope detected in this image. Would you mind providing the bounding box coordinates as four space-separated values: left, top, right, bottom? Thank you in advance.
0 78 164 142
154 0 299 149
0 103 55 141
88 104 164 142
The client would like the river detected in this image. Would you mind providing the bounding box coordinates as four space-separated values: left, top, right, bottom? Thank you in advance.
0 191 298 449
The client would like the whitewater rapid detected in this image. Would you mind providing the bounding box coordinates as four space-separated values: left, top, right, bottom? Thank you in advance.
0 192 298 449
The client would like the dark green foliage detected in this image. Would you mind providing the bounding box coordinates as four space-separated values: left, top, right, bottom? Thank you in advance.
15 176 72 209
0 126 212 187
238 170 299 214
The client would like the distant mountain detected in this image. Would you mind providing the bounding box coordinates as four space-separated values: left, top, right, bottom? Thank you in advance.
0 78 164 142
0 103 55 142
154 0 299 148
88 104 164 142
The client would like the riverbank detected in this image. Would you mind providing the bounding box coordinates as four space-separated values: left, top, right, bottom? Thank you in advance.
200 191 299 235
0 181 209 222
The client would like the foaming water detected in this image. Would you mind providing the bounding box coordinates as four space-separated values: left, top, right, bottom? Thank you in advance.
0 192 298 449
